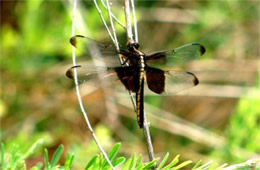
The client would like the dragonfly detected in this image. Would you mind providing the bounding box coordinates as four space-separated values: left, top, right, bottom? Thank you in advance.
66 35 206 128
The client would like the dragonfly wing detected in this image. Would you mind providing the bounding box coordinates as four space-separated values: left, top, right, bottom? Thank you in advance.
66 65 140 93
145 67 199 95
70 35 122 66
146 43 205 67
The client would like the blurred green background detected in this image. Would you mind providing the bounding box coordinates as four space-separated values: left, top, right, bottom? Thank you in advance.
0 0 259 169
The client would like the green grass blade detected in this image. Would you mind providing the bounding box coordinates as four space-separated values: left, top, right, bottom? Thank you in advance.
50 145 64 168
158 152 169 169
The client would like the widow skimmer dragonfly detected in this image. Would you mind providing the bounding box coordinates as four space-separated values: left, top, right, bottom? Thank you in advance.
66 35 206 128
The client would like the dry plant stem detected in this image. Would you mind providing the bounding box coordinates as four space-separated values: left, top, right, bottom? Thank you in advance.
71 0 114 169
105 0 120 50
130 0 138 42
143 118 155 161
104 0 137 109
124 0 134 43
100 0 126 29
93 0 136 111
93 0 115 44
124 0 155 164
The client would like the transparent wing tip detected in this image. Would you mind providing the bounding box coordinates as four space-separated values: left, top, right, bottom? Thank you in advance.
70 35 84 47
65 65 82 79
186 71 199 86
192 42 206 55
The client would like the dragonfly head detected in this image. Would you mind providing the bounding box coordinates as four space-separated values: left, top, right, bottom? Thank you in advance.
127 41 140 51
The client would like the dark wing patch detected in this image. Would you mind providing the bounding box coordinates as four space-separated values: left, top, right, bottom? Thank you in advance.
115 66 140 93
144 69 199 95
146 67 165 94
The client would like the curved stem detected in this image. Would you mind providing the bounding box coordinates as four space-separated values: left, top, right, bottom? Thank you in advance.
70 0 114 169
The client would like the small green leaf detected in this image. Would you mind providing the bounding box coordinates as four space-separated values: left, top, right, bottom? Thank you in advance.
122 157 132 170
100 153 104 167
158 152 169 169
64 153 74 170
215 163 228 169
129 153 136 170
173 160 192 170
112 157 126 167
85 155 99 170
102 143 121 168
192 160 202 170
44 148 49 170
135 154 142 168
21 139 43 160
1 143 5 169
135 155 143 170
163 155 180 169
196 161 213 169
50 145 64 168
143 158 159 170
108 143 121 161
208 163 218 170
30 163 43 170
136 164 143 170
10 144 19 168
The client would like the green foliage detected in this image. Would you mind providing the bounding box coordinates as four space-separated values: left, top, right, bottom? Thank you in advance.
84 143 126 169
44 145 65 170
0 140 74 170
1 0 259 169
211 73 260 162
1 141 242 170
0 139 43 170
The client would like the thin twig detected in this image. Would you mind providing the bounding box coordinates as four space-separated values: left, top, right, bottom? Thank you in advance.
103 0 137 111
105 0 120 50
71 0 115 169
130 0 138 43
93 0 115 44
100 0 126 29
124 0 134 44
124 0 156 164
